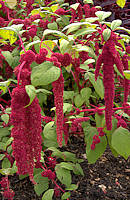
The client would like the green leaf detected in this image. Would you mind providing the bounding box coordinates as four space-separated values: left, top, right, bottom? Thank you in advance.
111 127 130 159
88 72 104 99
103 29 111 41
60 39 70 54
25 85 36 107
61 152 78 163
0 127 10 139
84 59 95 65
95 112 105 127
62 21 93 32
84 0 94 4
74 94 84 107
63 103 73 113
48 22 58 30
31 61 61 87
63 91 74 101
66 184 78 191
72 163 84 176
0 154 5 160
42 189 54 200
95 11 112 21
43 122 55 140
0 168 12 175
80 87 92 106
36 89 52 95
1 114 9 124
59 162 74 170
116 0 126 8
42 122 61 147
74 28 97 38
34 173 49 196
70 3 80 10
55 165 72 187
124 70 130 80
85 127 107 163
2 158 11 169
61 192 71 200
0 80 11 94
0 28 17 45
6 0 17 9
111 19 122 30
1 51 14 66
43 29 67 39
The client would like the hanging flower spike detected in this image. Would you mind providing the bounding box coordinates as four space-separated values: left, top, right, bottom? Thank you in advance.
11 50 42 183
95 33 123 130
11 86 42 183
52 61 64 147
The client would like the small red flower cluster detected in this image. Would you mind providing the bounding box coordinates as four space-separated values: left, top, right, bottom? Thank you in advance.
0 177 15 200
41 169 56 180
70 117 90 134
91 135 100 150
91 128 105 150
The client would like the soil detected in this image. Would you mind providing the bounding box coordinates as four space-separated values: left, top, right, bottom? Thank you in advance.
0 136 129 200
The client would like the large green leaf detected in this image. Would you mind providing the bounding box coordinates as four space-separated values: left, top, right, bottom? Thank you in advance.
95 11 112 21
1 51 14 66
34 173 49 196
111 19 122 30
1 114 9 124
88 72 104 99
55 165 72 187
74 28 97 38
31 61 61 87
25 85 36 107
0 127 10 139
111 127 130 159
42 189 54 200
84 127 107 163
61 192 71 200
43 29 68 39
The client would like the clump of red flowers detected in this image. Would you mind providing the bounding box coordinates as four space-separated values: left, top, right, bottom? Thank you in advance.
11 50 42 183
0 176 15 200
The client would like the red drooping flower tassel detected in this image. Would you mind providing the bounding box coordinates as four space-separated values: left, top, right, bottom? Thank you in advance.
52 66 64 147
95 33 124 130
11 50 42 183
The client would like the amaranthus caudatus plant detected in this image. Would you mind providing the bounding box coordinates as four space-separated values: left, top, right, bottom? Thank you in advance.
0 0 130 199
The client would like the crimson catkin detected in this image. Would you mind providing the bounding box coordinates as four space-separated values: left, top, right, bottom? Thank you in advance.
52 71 64 147
11 51 42 183
95 33 124 130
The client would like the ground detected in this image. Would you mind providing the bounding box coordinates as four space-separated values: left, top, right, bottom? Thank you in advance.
0 136 129 200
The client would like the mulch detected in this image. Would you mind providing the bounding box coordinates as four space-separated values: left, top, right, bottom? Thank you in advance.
0 136 129 200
